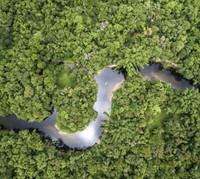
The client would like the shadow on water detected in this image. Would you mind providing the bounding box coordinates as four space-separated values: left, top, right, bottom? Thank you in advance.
138 62 198 91
0 64 198 150
0 68 125 150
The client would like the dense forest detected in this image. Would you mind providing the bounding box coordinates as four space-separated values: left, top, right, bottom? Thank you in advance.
0 0 200 178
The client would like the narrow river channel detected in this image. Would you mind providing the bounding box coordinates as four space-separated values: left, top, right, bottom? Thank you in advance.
0 68 124 149
138 63 198 90
0 63 197 149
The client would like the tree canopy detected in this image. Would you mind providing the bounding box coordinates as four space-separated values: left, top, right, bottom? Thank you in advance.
0 0 200 178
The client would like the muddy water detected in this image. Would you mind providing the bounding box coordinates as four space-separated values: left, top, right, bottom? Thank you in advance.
0 68 124 149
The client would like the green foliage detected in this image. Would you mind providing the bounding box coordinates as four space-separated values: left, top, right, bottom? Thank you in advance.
1 75 200 178
0 0 200 178
1 0 199 124
53 68 97 133
0 129 69 178
57 66 76 89
147 111 172 131
101 75 200 178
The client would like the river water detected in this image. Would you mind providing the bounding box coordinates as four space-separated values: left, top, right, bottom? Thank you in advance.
0 64 197 149
138 63 198 90
0 68 124 149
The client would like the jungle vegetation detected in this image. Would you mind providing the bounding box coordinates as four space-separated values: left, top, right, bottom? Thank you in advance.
0 0 200 178
0 78 200 178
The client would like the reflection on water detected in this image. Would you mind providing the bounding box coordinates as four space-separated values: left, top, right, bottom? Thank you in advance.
139 63 198 90
0 68 124 149
0 64 198 149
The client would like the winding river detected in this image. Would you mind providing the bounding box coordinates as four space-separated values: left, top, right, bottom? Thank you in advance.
0 63 198 149
0 68 124 149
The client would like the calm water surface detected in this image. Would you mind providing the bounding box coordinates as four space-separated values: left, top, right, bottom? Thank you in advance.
0 68 124 149
0 64 197 149
139 63 198 90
